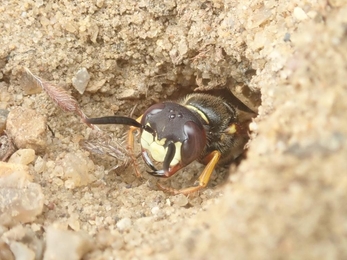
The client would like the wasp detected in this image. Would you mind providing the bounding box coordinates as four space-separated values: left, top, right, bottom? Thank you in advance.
84 92 255 195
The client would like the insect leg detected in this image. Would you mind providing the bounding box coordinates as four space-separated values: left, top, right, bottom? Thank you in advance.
157 150 221 195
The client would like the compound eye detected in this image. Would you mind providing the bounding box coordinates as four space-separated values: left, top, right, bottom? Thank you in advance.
181 121 206 166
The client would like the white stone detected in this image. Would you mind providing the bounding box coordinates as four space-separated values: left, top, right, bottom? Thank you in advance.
151 206 160 215
72 68 90 94
293 7 308 21
55 151 96 188
172 194 189 207
34 156 46 173
0 162 44 226
9 241 35 260
43 225 93 260
8 149 36 165
116 217 132 231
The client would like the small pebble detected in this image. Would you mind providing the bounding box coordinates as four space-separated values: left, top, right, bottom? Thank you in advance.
72 68 90 95
116 217 132 231
86 79 106 93
8 149 36 165
0 109 9 134
0 134 16 161
151 206 160 215
293 7 308 21
34 156 46 173
118 89 136 99
9 241 35 260
6 107 47 153
2 225 26 241
0 162 44 226
43 225 93 260
172 194 189 207
55 151 96 188
68 214 81 231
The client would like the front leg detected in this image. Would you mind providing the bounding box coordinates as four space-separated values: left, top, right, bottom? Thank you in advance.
157 150 221 195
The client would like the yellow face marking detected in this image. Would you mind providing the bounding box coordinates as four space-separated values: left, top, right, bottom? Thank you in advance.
225 124 237 134
185 105 209 124
148 141 167 162
141 130 182 166
172 142 182 166
141 130 153 150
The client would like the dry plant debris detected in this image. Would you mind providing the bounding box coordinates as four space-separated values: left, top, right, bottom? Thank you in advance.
22 68 87 120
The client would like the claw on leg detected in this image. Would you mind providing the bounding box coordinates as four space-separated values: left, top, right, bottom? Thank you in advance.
157 150 221 195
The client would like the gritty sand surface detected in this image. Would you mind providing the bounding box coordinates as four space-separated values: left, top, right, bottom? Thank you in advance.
1 0 347 259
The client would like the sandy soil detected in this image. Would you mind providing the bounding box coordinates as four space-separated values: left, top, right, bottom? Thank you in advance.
1 0 347 259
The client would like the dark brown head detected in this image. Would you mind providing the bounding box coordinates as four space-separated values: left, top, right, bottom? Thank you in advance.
140 102 207 177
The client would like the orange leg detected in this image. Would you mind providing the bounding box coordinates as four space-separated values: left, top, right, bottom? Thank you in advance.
157 150 221 195
127 115 143 177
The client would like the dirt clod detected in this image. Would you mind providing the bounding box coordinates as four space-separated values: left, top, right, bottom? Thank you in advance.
6 107 47 153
